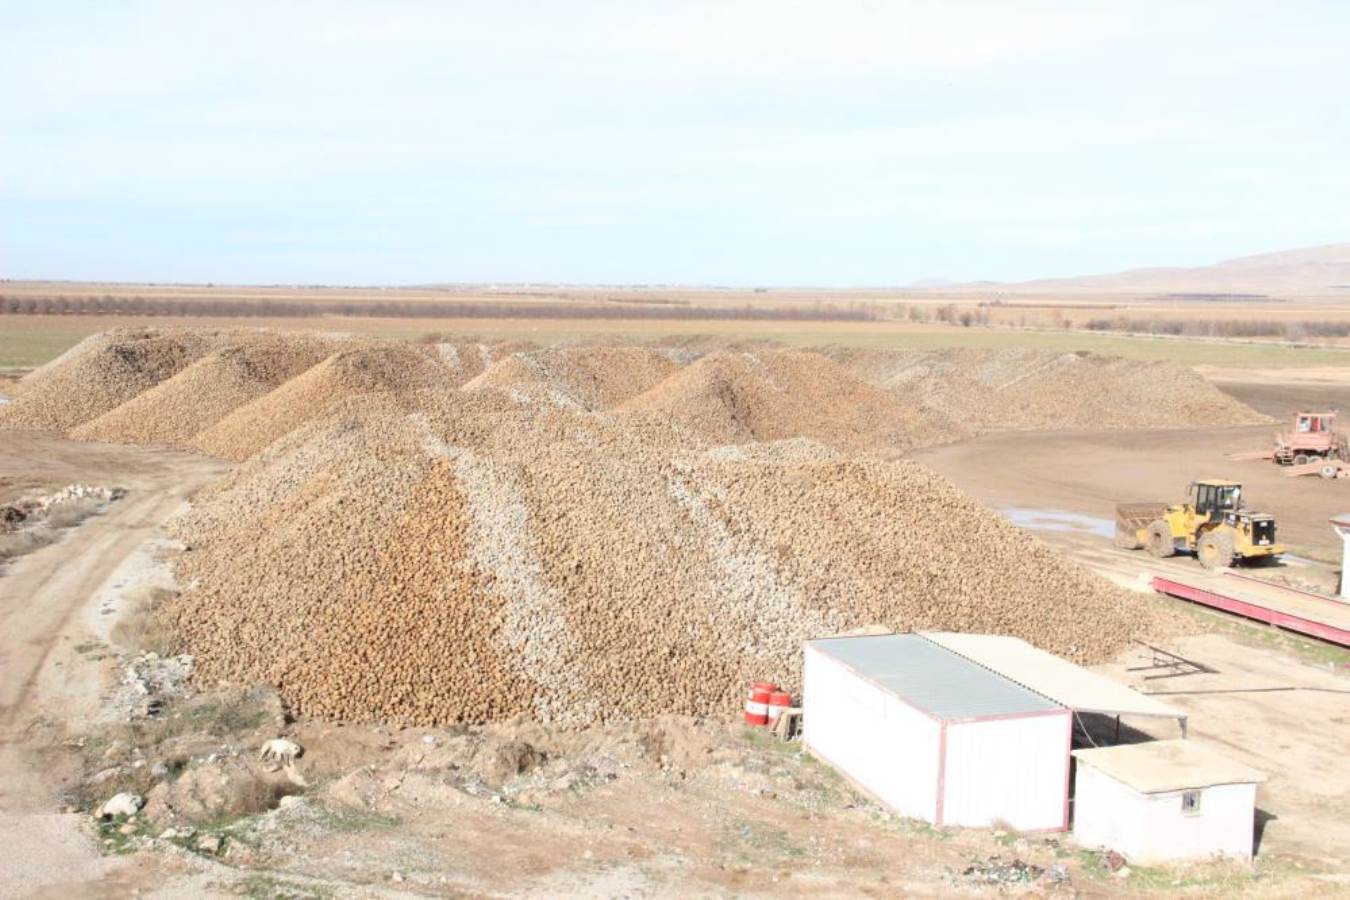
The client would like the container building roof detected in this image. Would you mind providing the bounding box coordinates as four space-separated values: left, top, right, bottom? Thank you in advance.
1073 739 1266 793
808 634 1062 721
920 632 1187 730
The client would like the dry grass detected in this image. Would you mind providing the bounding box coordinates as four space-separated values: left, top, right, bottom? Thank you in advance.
45 496 105 528
110 585 178 656
0 498 104 562
0 527 57 561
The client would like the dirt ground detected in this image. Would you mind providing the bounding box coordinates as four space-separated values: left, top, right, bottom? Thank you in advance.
0 434 230 896
4 364 1350 897
916 424 1349 560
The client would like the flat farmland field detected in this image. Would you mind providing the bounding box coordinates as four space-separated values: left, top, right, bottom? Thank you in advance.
7 312 1350 370
5 280 1350 369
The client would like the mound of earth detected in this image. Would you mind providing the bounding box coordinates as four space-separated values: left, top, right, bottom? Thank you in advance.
70 335 336 449
620 350 941 451
190 343 452 461
0 328 1228 730
0 329 219 431
162 387 1172 727
827 347 1269 433
463 346 685 411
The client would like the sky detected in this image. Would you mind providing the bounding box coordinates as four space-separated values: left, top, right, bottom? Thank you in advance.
3 1 1349 286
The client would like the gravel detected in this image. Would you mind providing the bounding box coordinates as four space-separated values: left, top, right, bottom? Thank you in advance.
620 349 942 452
71 335 334 449
0 329 1220 727
190 341 457 460
0 329 219 432
824 346 1269 435
156 385 1176 727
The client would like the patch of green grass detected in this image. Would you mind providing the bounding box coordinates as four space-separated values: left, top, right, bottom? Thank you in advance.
1070 849 1309 891
900 818 955 842
310 805 401 833
231 873 335 900
0 320 107 368
1170 599 1350 669
94 817 150 855
739 726 798 754
71 640 113 661
724 818 806 862
173 693 270 738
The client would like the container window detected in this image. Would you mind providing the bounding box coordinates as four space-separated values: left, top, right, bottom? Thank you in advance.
1181 790 1201 815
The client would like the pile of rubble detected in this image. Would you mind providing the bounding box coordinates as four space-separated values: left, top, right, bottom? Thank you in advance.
158 384 1175 726
0 329 1231 727
826 346 1268 434
113 652 196 719
620 349 942 451
0 329 219 432
462 345 686 411
190 343 453 460
71 337 334 449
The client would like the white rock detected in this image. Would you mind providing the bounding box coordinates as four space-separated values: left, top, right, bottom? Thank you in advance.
97 792 144 819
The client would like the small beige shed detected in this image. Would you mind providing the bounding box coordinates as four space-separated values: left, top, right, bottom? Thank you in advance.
1072 740 1267 862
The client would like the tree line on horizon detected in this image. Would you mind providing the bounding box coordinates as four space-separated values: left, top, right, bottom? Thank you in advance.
0 294 879 322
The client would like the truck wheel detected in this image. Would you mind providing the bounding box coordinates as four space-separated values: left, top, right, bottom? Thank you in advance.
1321 463 1339 479
1197 530 1235 570
1146 521 1174 558
1294 453 1310 466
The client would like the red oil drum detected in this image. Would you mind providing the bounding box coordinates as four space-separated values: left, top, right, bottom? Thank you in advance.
744 682 774 726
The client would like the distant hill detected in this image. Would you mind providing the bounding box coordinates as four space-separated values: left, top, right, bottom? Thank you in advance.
943 242 1350 296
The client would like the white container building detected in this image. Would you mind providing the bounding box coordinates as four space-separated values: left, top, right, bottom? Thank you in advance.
803 634 1072 831
1072 740 1266 862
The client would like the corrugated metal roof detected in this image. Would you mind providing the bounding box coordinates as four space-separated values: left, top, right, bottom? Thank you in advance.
1073 740 1266 793
921 632 1187 726
808 634 1061 721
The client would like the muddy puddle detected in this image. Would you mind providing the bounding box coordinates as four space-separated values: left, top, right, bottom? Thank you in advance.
1000 506 1115 538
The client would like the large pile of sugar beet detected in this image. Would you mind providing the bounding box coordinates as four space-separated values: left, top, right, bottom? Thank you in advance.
0 327 1235 726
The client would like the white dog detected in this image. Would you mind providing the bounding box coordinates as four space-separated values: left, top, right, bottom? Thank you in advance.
259 738 303 766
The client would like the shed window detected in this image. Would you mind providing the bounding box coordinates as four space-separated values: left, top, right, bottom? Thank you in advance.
1181 790 1202 815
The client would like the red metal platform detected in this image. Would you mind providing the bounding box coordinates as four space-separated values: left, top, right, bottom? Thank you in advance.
1151 573 1350 647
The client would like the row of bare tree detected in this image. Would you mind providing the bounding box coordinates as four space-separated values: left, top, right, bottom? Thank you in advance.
1082 316 1350 339
0 294 878 322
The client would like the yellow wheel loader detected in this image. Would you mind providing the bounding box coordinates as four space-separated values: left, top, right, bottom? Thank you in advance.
1115 480 1283 570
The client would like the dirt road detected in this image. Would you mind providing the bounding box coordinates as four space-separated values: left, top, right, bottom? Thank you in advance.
1201 366 1350 420
915 424 1349 557
0 432 228 897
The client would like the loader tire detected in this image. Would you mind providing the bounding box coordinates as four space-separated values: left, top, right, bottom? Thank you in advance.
1146 521 1174 558
1197 530 1235 570
1321 463 1339 480
1115 524 1143 550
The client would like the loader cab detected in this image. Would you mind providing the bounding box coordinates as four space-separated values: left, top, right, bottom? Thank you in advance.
1189 480 1241 519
